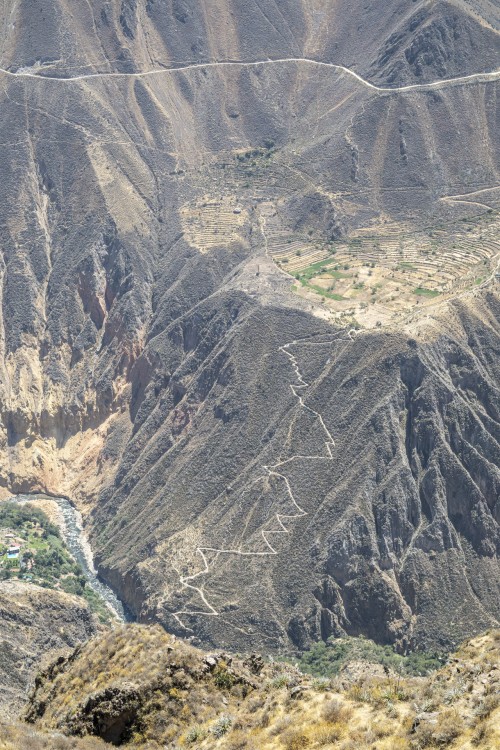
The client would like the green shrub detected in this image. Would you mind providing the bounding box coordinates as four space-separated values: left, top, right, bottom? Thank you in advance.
296 636 445 678
213 662 236 689
211 714 233 738
312 677 331 691
185 724 206 743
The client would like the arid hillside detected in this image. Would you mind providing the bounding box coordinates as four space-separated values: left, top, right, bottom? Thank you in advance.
0 581 97 721
0 0 498 654
0 0 498 85
11 624 498 750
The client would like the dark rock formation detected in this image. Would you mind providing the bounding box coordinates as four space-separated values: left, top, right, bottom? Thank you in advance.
0 582 97 719
369 2 500 85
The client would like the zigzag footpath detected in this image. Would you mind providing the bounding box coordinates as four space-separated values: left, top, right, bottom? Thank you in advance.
0 58 499 94
172 331 354 630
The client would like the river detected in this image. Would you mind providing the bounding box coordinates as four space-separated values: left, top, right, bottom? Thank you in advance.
10 493 128 622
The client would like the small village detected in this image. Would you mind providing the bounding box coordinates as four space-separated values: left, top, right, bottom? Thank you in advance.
0 502 82 589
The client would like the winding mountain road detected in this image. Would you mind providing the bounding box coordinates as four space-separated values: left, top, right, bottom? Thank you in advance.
1 57 499 93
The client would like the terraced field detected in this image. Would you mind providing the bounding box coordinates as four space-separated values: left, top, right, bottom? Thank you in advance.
179 159 499 329
181 196 250 254
269 209 500 327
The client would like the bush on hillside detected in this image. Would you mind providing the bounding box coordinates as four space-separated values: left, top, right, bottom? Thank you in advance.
297 636 445 678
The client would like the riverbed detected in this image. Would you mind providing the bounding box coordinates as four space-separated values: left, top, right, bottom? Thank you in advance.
10 493 128 622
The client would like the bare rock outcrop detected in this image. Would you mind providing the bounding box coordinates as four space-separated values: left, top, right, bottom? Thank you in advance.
0 582 97 719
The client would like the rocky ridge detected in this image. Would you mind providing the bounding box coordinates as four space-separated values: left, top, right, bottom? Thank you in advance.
17 624 500 749
0 581 98 720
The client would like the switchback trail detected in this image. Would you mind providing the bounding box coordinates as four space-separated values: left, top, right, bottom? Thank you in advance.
171 331 354 630
1 58 499 93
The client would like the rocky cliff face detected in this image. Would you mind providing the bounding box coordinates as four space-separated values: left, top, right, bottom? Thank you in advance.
0 582 97 719
0 1 497 654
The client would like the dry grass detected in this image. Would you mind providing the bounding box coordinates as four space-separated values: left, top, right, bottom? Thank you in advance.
3 627 497 750
321 697 353 724
0 722 109 749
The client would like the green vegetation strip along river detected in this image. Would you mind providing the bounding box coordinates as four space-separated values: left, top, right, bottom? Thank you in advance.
9 494 128 622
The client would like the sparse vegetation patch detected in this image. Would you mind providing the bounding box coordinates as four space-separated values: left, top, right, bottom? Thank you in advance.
296 636 445 677
413 287 440 297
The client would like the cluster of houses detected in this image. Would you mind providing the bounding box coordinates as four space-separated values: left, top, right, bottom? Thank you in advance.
0 518 48 583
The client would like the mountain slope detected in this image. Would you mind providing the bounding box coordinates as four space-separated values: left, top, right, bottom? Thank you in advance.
0 582 97 720
90 289 500 652
0 0 498 84
0 1 498 654
21 624 500 749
